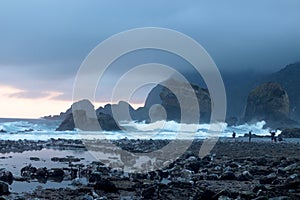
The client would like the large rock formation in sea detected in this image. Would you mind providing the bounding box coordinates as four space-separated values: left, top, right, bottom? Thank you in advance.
145 79 211 123
94 78 212 124
56 100 121 131
268 62 300 121
244 82 297 128
43 107 72 120
96 101 148 122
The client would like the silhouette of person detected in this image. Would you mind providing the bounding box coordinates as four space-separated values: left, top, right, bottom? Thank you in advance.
270 131 276 142
232 131 236 142
248 131 252 142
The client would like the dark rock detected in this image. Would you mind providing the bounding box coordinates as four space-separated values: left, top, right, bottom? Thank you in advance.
21 164 37 177
35 167 48 179
206 173 219 180
142 186 156 199
33 167 48 183
97 112 122 131
279 128 300 138
56 112 121 132
228 162 240 168
226 116 239 126
253 184 267 193
30 157 40 161
237 171 254 181
48 168 64 182
220 171 236 180
43 105 72 120
244 82 294 128
13 176 28 182
145 78 211 123
56 99 121 131
283 179 300 189
56 113 76 131
256 157 268 166
94 179 118 193
0 169 13 185
268 62 300 121
283 163 298 171
89 172 102 183
272 179 283 185
184 161 203 173
240 191 256 199
96 101 139 122
200 189 217 199
259 173 277 184
287 174 298 182
249 166 270 176
0 180 9 195
268 197 289 200
51 156 81 163
277 168 286 175
202 155 213 162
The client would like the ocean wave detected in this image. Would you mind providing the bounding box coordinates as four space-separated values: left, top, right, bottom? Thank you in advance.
0 118 276 141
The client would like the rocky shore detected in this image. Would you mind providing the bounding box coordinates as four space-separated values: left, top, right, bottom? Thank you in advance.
0 138 299 199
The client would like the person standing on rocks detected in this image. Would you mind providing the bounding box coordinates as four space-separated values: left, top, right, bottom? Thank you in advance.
270 131 276 142
232 131 236 142
248 131 252 142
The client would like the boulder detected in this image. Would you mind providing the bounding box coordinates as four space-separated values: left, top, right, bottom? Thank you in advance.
89 172 102 183
142 186 157 199
48 168 64 182
244 82 293 128
220 171 236 180
93 179 118 193
238 171 254 181
0 169 13 185
35 167 48 179
51 156 81 163
35 167 48 183
20 164 37 177
0 181 9 195
259 173 277 184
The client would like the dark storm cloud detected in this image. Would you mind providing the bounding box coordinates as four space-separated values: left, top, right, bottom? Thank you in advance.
0 0 300 101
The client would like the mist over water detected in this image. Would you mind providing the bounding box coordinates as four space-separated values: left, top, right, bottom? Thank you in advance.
0 118 279 141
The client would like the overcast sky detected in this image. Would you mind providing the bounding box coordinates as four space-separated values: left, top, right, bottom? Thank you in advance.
0 0 300 118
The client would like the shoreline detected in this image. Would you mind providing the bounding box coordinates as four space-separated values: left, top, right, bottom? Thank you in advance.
1 136 300 154
0 138 299 199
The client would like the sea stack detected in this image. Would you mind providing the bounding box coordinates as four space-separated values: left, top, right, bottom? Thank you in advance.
244 82 295 128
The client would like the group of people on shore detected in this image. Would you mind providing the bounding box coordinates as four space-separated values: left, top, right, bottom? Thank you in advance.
232 130 282 142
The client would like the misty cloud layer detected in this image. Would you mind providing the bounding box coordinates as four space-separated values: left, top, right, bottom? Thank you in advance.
1 0 300 102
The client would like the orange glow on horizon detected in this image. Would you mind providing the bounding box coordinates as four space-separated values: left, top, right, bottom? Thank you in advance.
0 85 72 119
0 85 145 119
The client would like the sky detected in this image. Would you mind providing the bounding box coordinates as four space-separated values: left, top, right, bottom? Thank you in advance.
0 0 300 118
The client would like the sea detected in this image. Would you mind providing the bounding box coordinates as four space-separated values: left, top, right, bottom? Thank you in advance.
0 118 280 141
0 118 289 193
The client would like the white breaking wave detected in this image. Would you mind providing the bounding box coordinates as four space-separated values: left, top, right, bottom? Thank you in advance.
0 118 279 141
